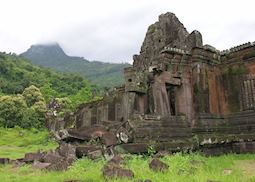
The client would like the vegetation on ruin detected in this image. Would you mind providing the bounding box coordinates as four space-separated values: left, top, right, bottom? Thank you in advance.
0 128 255 182
221 64 248 112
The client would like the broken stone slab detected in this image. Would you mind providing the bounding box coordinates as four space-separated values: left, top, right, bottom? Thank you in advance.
66 125 108 141
102 163 134 179
116 126 133 143
76 145 101 158
32 161 51 170
101 132 118 147
0 158 10 164
117 132 129 143
22 152 45 163
107 155 124 166
46 159 70 171
42 153 65 164
154 150 170 158
149 158 169 172
56 142 76 160
10 160 25 168
18 141 78 171
65 126 118 147
28 150 75 171
87 149 103 160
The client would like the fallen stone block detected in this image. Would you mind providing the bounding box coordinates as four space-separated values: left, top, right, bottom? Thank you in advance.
0 158 10 165
107 155 124 165
10 160 25 168
101 132 118 147
32 161 51 170
57 143 76 159
46 159 70 171
76 145 101 158
102 163 134 179
154 150 170 158
42 153 65 164
67 125 108 141
149 158 169 172
23 152 45 163
87 149 102 160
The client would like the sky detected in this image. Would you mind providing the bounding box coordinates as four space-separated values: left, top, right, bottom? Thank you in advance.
0 0 254 63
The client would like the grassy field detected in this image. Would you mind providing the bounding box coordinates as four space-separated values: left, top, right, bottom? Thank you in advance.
0 127 57 159
0 128 255 182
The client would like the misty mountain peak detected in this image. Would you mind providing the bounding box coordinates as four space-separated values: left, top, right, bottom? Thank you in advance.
20 43 130 88
26 43 67 58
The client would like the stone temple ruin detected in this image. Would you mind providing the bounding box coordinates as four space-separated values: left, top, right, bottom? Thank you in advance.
58 12 255 155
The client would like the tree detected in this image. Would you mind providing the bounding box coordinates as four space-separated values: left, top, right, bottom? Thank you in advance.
24 100 47 129
0 85 47 129
22 85 45 107
40 83 58 102
70 86 93 108
0 95 27 128
22 85 46 129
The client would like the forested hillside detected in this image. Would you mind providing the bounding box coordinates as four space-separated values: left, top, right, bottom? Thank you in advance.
0 51 96 129
0 52 94 104
21 43 130 88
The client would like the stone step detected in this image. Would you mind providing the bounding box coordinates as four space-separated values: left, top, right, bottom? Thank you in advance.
192 125 255 135
132 120 191 128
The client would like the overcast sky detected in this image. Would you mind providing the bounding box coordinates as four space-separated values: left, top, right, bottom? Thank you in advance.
0 0 254 63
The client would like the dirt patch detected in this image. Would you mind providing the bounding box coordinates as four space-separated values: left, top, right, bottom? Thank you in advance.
234 160 255 177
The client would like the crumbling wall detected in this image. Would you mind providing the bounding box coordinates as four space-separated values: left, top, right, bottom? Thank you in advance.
73 12 255 154
133 12 202 70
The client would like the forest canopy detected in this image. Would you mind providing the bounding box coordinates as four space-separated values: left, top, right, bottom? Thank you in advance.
0 52 97 129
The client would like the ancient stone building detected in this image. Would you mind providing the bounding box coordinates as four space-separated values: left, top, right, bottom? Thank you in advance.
75 12 255 154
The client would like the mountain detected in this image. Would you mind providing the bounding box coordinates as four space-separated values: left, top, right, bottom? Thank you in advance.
20 43 131 88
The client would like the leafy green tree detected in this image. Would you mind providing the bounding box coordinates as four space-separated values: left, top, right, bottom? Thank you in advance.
0 85 47 129
0 95 27 128
24 100 47 129
40 83 58 102
22 85 45 107
22 85 46 129
70 86 93 108
54 97 73 116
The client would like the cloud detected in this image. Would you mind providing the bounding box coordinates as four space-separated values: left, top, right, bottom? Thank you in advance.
0 0 254 63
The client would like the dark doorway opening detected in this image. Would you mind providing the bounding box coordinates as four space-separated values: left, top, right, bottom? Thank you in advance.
166 84 176 115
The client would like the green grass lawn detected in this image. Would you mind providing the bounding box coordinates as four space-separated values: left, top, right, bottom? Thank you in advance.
0 128 255 182
0 127 57 159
